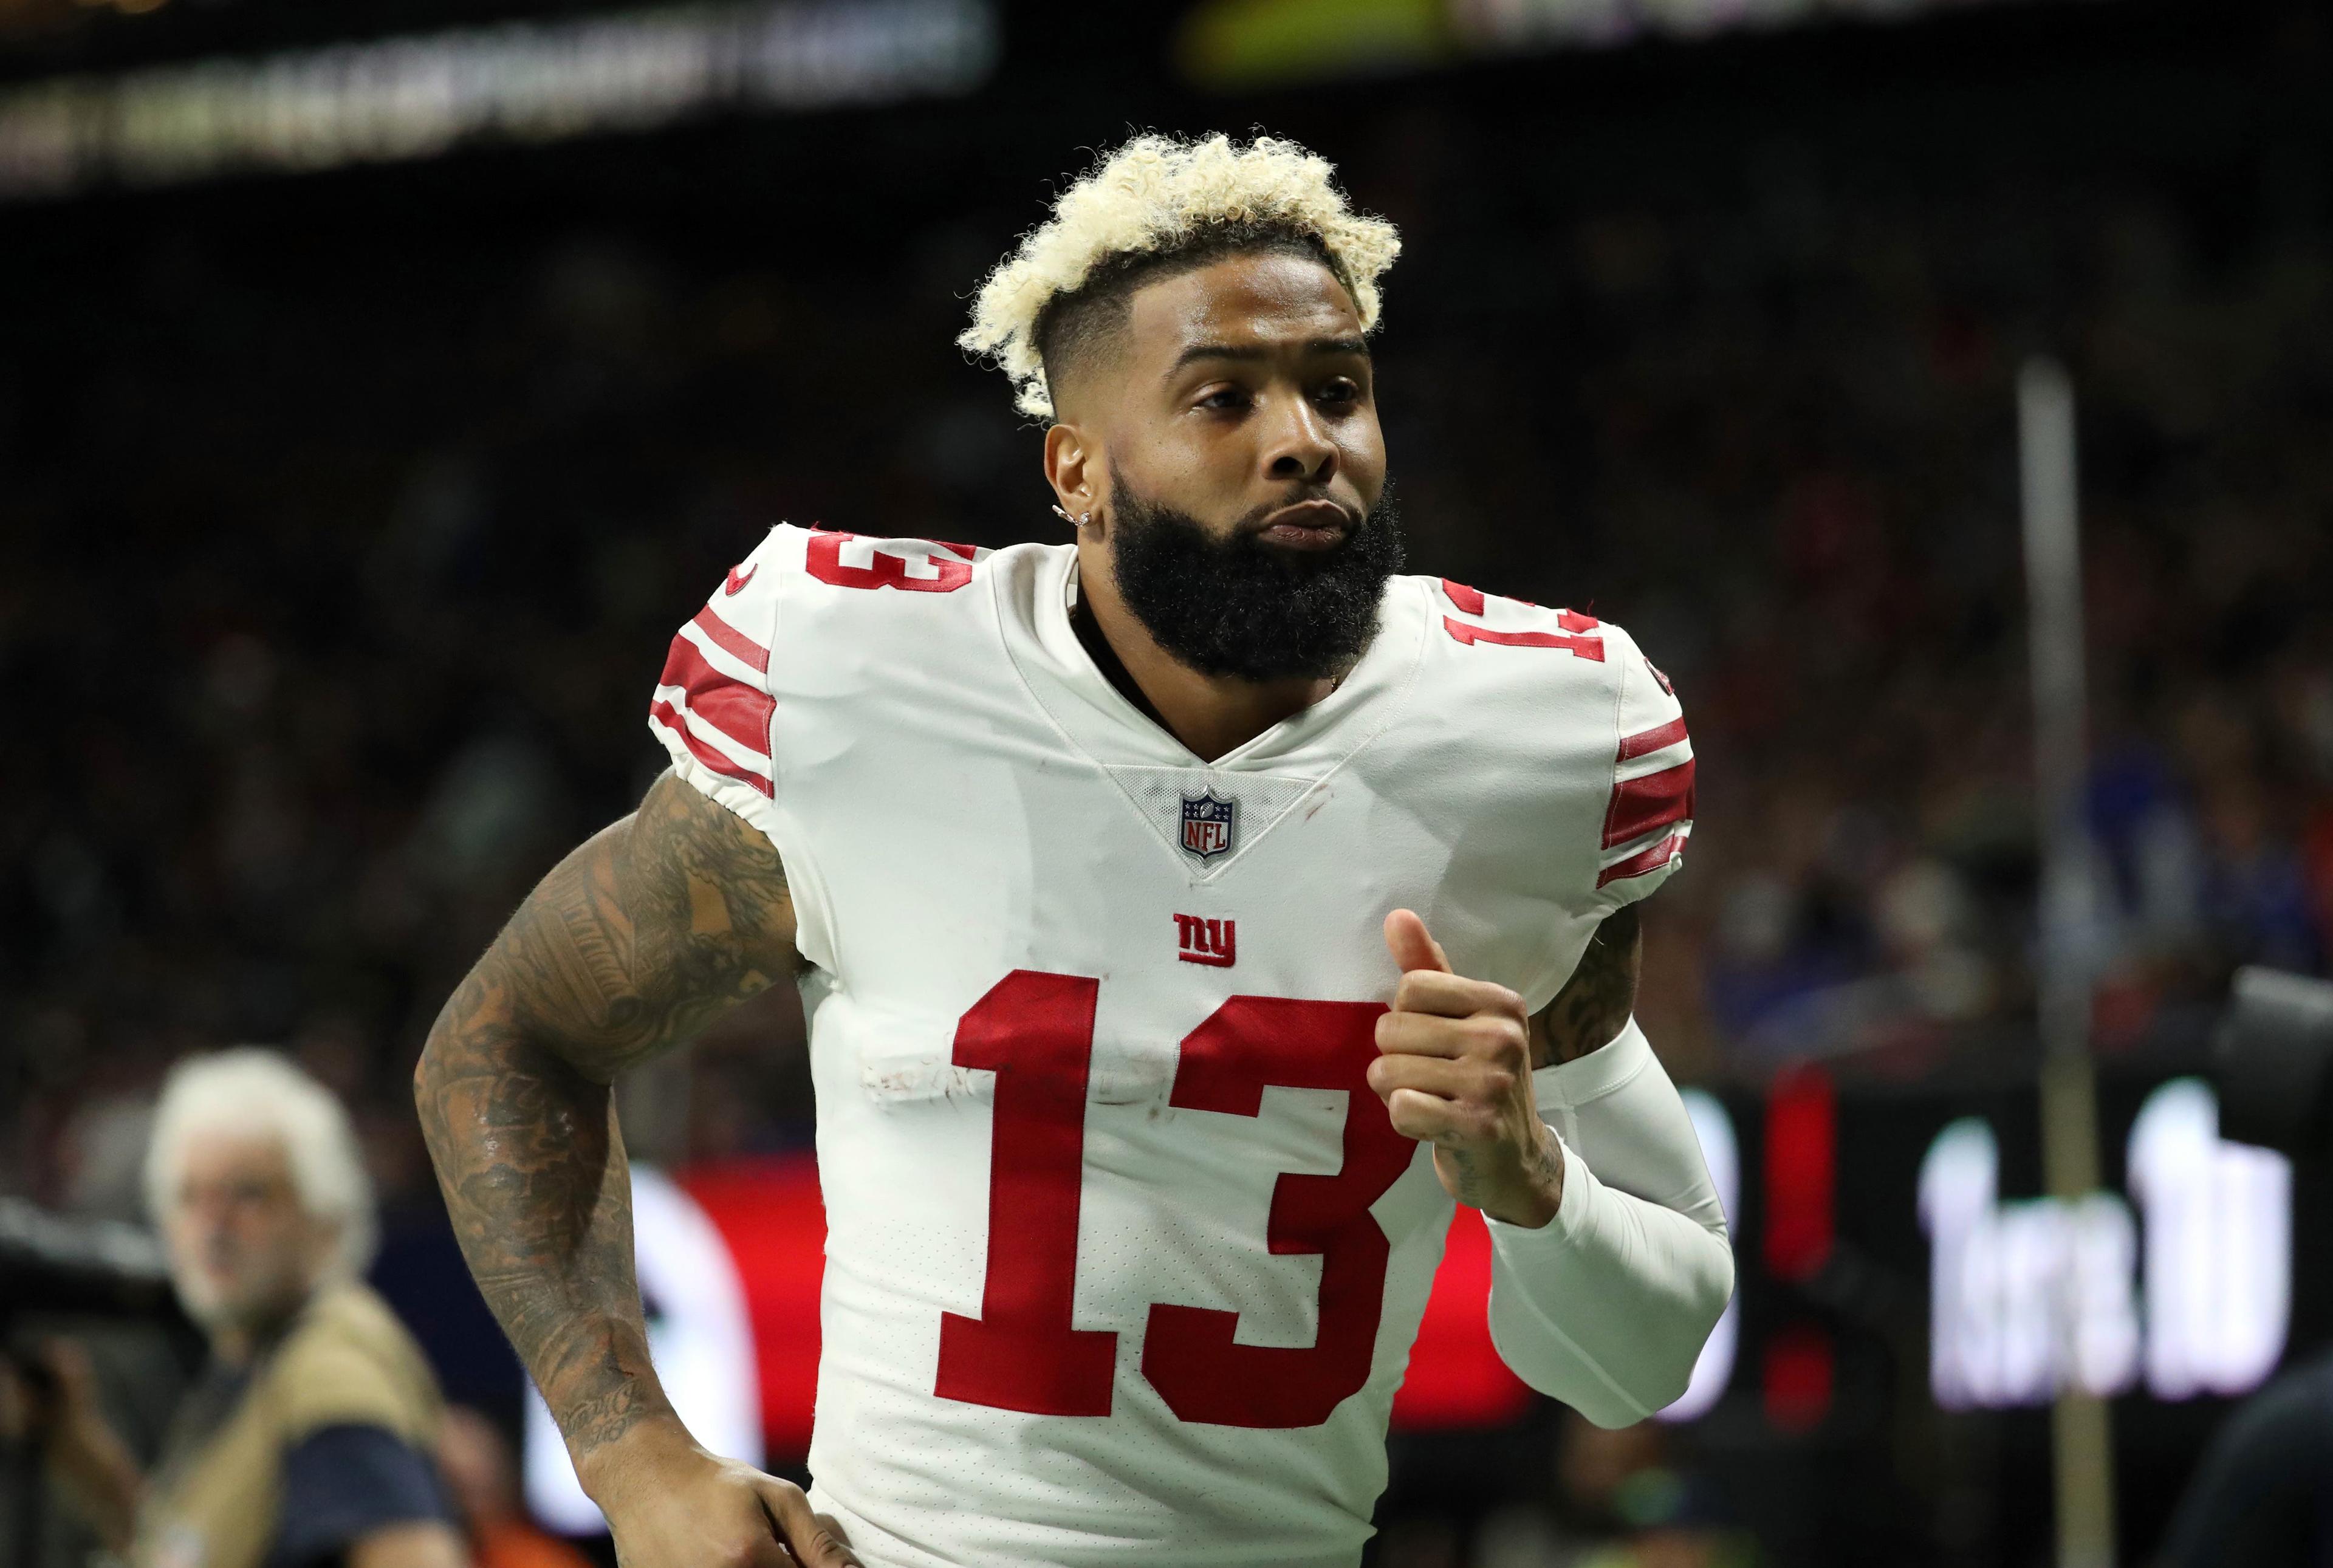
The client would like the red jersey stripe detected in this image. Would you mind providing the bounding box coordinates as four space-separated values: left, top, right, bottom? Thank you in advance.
1597 832 1687 888
1617 715 1689 762
1440 580 1486 615
1440 617 1606 660
1440 580 1597 631
691 606 772 674
652 700 775 798
1603 759 1696 849
660 634 775 758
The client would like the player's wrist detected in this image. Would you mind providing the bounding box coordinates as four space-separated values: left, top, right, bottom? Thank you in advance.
572 1410 699 1507
1478 1123 1565 1229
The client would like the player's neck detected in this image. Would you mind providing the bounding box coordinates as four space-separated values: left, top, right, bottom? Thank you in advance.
1072 554 1343 764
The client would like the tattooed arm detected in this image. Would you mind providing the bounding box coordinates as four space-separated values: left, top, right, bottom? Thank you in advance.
1530 904 1641 1069
414 771 859 1568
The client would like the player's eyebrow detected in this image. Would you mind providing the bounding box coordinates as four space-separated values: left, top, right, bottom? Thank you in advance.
1168 336 1372 377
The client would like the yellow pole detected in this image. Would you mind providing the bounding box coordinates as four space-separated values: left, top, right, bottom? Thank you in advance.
2018 358 2115 1568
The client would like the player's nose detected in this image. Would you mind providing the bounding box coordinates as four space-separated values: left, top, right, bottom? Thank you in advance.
1262 397 1338 487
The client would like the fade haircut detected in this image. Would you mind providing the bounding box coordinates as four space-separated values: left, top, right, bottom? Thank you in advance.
145 1047 379 1284
961 132 1402 421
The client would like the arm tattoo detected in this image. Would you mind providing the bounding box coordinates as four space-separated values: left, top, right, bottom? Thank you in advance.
413 770 800 1475
1530 904 1643 1069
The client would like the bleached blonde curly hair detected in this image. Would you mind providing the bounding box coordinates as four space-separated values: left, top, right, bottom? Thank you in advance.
961 132 1402 421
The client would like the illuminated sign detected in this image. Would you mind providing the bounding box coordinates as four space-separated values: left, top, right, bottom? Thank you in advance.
1175 0 2112 91
2127 1078 2291 1400
1449 0 2098 50
1919 1118 2140 1407
0 0 996 200
1918 1078 2289 1412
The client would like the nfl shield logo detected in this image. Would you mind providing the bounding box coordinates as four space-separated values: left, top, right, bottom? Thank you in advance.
1180 790 1239 862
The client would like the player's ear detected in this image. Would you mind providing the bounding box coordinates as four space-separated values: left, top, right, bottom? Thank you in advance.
1044 421 1098 524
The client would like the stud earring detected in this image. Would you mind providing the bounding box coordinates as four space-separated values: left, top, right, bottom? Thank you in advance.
1052 504 1094 528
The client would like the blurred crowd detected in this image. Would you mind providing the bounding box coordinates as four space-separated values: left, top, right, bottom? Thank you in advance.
1467 164 2333 1081
3 97 2330 1227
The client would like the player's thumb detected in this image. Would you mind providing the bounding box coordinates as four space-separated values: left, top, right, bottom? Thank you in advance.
750 1476 863 1568
1384 908 1452 978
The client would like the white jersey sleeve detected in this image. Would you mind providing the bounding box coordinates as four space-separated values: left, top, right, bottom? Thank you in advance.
642 524 990 977
643 525 871 973
645 527 790 843
1484 1020 1734 1426
1479 626 1725 1426
1412 583 1695 1014
1589 624 1694 914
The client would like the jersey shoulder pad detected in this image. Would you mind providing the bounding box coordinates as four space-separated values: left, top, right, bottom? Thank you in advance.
783 523 990 598
1425 575 1611 666
643 522 1000 864
1590 617 1694 908
1420 576 1693 907
645 524 792 815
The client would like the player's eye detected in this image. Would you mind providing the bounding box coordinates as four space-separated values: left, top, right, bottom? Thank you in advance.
1315 377 1362 408
1198 386 1251 413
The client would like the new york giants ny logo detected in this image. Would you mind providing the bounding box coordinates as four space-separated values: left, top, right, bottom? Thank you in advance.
1173 915 1236 968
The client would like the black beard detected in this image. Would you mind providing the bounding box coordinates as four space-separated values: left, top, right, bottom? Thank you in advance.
1105 479 1405 681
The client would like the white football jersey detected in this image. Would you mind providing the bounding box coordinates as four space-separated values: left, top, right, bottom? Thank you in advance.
646 524 1694 1568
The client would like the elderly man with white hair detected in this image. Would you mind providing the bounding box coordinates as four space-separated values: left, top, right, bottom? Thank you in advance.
18 1049 468 1568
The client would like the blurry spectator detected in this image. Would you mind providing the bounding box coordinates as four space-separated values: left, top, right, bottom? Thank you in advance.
1468 1415 1751 1568
1552 1416 1750 1568
437 1406 593 1568
3 1050 466 1568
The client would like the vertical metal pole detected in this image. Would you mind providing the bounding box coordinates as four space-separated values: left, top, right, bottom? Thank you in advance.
2017 358 2116 1568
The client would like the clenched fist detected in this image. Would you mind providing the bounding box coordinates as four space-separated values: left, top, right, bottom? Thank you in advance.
1368 909 1564 1229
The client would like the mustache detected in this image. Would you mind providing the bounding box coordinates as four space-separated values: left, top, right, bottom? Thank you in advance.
1232 488 1365 535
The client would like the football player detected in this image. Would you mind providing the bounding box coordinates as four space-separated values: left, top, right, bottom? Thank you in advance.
417 132 1732 1568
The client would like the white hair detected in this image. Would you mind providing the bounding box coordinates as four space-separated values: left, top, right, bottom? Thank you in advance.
143 1047 379 1284
960 132 1403 420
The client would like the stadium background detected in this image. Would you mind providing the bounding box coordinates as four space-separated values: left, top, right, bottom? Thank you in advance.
4 0 2331 1562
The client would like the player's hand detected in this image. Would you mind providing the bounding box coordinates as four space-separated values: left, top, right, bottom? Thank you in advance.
1369 909 1564 1229
582 1417 862 1568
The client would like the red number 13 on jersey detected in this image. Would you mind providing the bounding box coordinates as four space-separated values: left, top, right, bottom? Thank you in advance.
933 971 1413 1429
